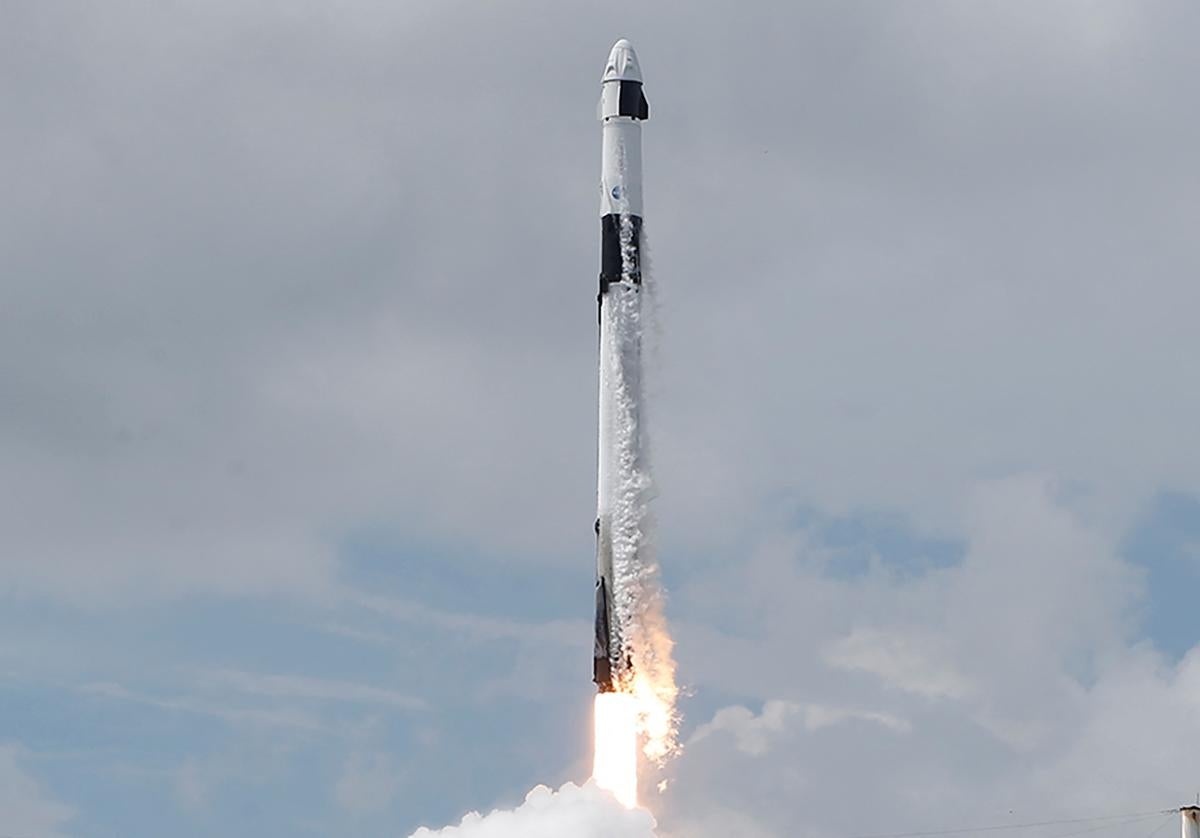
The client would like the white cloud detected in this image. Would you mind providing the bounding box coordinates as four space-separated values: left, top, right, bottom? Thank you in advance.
655 476 1184 835
657 808 778 838
825 629 972 700
174 759 210 811
689 700 909 756
349 592 589 648
3 0 1200 608
0 745 73 838
803 704 911 735
689 703 799 756
4 1 1200 834
169 742 301 815
201 668 425 711
78 670 423 743
334 751 403 815
81 681 323 730
408 782 657 838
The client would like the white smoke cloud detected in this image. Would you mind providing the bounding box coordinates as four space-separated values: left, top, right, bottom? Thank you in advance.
689 699 911 756
0 745 73 838
408 782 657 838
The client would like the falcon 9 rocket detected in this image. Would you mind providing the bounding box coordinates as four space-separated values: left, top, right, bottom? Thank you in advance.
593 39 650 694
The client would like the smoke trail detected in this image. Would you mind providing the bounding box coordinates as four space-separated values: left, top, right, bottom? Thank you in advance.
606 218 679 763
408 782 658 837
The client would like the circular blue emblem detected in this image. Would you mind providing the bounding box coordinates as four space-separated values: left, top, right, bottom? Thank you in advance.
611 185 622 200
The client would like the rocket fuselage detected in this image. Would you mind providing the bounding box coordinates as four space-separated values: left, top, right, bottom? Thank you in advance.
594 40 650 694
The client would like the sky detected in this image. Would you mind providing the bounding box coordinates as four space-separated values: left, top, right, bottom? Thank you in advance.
3 0 1200 835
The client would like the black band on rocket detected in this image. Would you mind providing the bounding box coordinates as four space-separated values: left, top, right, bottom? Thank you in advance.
599 214 642 296
594 576 614 691
616 81 650 120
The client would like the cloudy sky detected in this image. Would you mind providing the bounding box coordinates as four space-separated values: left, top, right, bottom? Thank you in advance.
4 1 1200 835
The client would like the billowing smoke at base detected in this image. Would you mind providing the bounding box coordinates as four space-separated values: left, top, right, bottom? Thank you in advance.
407 782 657 837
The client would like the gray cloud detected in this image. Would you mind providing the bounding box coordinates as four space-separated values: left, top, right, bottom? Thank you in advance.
199 668 427 711
0 745 74 838
689 699 910 756
5 1 1200 833
4 0 1200 603
81 681 325 730
335 751 404 816
652 474 1177 836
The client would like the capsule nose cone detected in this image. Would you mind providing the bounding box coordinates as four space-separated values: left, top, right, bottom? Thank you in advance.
603 38 643 83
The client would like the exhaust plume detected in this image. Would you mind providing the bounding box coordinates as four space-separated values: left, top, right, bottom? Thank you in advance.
407 782 657 837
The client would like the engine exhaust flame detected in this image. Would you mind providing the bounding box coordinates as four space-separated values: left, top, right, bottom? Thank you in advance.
630 668 677 764
592 692 638 809
592 667 679 811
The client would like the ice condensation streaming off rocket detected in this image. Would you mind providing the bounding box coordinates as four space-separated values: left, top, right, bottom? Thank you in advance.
593 37 651 696
590 39 678 774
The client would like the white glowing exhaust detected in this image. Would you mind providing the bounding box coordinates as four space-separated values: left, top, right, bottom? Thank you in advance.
592 693 639 809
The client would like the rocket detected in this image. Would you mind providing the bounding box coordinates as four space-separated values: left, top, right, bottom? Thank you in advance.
594 39 650 694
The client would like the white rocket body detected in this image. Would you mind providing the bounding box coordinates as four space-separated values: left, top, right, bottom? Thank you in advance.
1183 807 1200 838
599 46 645 220
594 40 649 694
